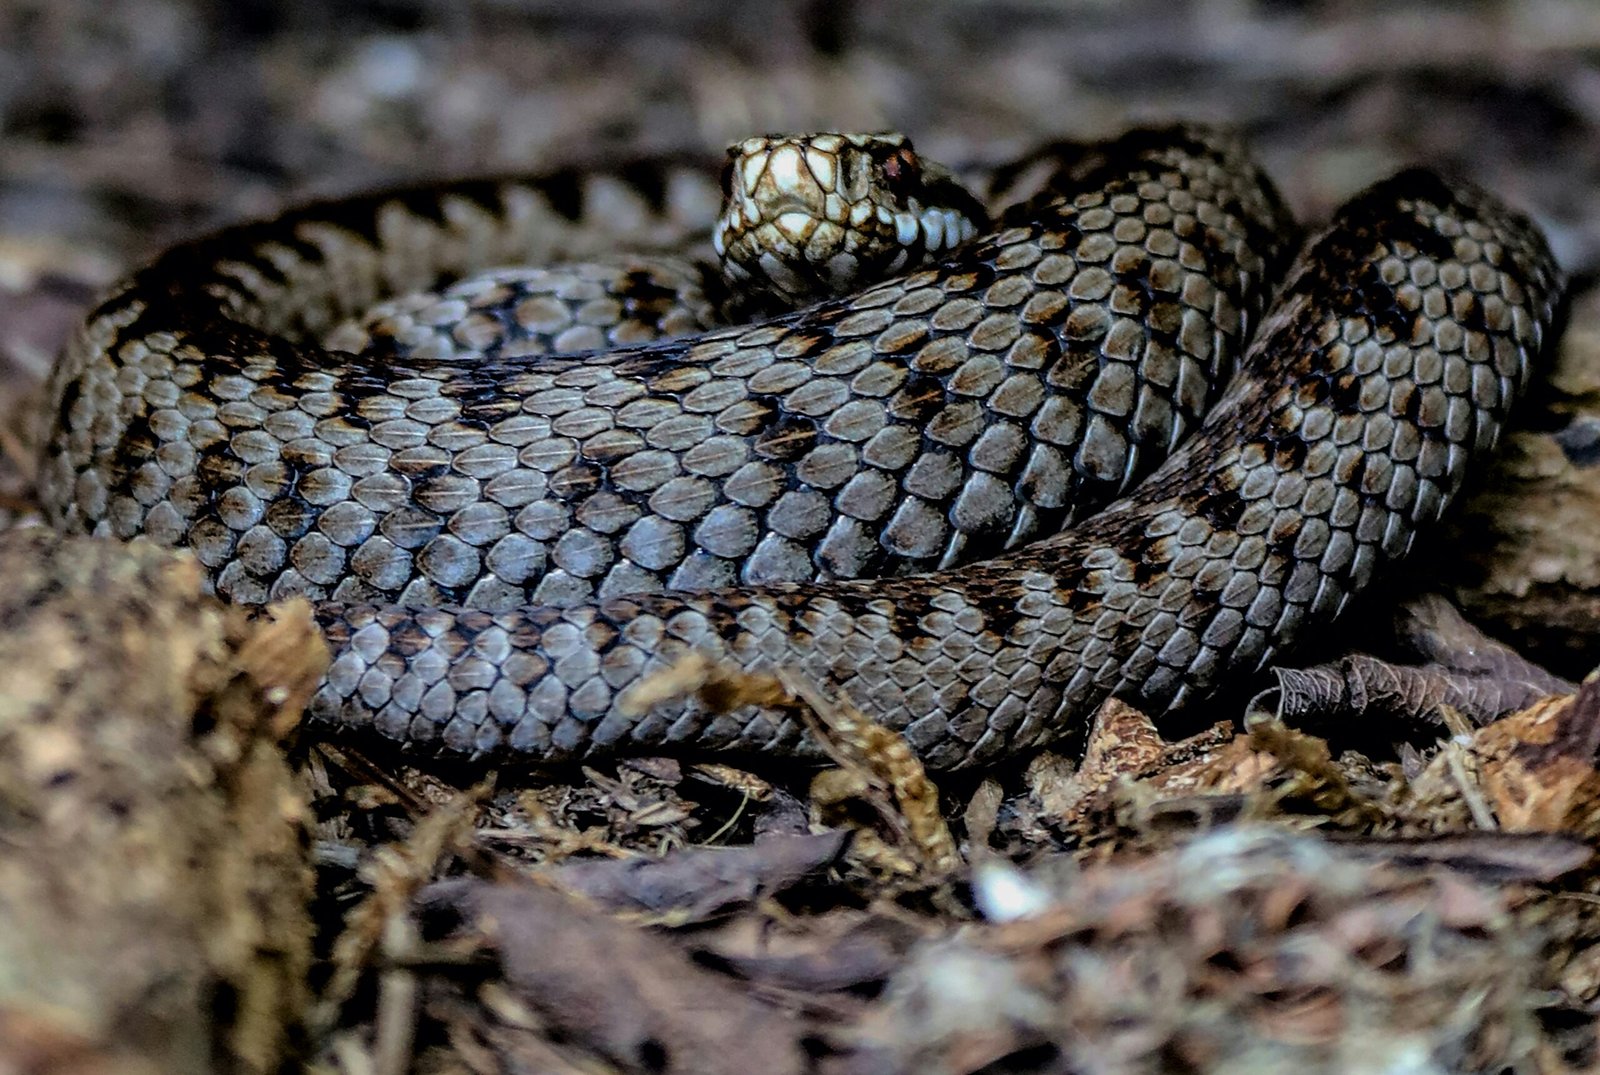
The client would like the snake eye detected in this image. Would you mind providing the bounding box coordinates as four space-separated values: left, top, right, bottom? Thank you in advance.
879 146 920 193
719 154 738 197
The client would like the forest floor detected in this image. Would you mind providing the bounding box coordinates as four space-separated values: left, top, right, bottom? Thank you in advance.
5 3 1600 1073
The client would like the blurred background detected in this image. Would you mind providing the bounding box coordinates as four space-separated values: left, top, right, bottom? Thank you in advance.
6 14 1600 1069
4 1 1598 266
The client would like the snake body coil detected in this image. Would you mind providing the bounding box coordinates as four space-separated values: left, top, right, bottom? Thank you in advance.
39 127 1562 770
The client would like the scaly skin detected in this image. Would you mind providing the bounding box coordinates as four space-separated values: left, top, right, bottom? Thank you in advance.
37 127 1561 769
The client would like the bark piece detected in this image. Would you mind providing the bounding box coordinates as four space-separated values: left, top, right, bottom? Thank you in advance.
1438 307 1600 675
1327 832 1592 881
0 530 326 1075
1472 676 1600 833
1395 593 1576 696
1264 596 1573 734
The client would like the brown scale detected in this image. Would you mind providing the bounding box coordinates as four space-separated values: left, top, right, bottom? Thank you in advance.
37 128 1561 770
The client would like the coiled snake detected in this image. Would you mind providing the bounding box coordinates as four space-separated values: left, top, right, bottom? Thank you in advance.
38 126 1563 771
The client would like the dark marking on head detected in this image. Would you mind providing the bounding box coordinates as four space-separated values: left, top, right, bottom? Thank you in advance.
872 140 921 196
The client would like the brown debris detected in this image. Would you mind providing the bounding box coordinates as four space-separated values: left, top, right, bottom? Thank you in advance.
630 653 960 880
1009 703 1273 853
502 761 704 861
856 828 1552 1075
315 778 494 1036
1244 717 1394 828
1386 674 1600 853
417 880 812 1075
783 667 954 878
0 530 327 1075
545 829 850 921
1473 677 1600 834
10 6 1600 1070
687 909 929 1000
1026 698 1243 834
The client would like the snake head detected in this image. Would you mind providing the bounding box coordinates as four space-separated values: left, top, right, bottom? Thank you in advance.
713 132 989 307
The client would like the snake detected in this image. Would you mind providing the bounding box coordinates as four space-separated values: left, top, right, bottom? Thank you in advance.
36 126 1563 772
